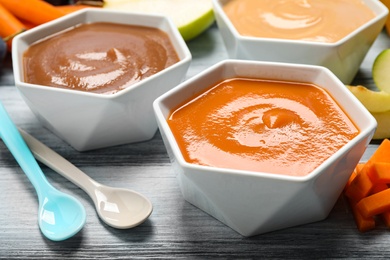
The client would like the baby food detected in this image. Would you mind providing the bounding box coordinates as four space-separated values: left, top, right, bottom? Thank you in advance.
23 22 179 94
223 0 375 43
168 78 359 176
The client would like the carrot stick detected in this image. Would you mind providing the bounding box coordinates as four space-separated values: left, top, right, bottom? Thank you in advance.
345 163 365 190
356 163 365 173
345 169 358 191
356 188 390 218
369 139 390 163
0 0 66 26
368 162 390 184
0 3 25 41
349 198 376 232
17 18 40 30
56 4 96 14
345 161 376 202
344 139 390 231
371 183 389 194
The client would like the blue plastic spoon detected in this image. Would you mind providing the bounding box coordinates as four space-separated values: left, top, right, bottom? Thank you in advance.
0 102 86 241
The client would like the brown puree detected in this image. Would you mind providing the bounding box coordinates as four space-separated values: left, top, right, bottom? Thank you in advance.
23 22 180 94
223 0 376 43
168 78 360 177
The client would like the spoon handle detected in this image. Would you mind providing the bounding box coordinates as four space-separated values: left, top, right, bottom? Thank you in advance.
18 128 98 198
0 102 51 201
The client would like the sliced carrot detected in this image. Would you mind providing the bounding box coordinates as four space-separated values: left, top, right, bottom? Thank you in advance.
367 162 390 184
345 163 365 190
356 188 390 218
356 163 365 173
0 3 25 47
349 198 376 232
371 183 389 194
18 19 38 30
368 139 390 163
344 139 390 231
345 164 376 232
345 161 376 202
345 169 358 191
0 0 66 26
56 4 96 14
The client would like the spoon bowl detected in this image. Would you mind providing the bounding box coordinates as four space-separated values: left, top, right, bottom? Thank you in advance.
0 102 86 241
19 129 153 229
94 185 153 229
39 188 86 241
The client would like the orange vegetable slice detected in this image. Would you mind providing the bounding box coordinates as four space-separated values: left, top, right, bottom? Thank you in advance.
344 139 390 232
349 198 376 232
345 161 376 202
356 188 390 218
367 162 390 184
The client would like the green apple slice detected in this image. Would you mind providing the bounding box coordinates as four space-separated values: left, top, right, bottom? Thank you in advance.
373 49 390 93
103 0 215 41
347 85 390 112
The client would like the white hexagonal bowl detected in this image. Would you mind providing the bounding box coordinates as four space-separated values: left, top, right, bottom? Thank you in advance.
12 8 192 151
153 59 376 236
212 0 388 84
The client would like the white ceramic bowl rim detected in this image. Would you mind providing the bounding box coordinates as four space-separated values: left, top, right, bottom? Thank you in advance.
213 0 389 46
155 59 376 183
12 8 192 100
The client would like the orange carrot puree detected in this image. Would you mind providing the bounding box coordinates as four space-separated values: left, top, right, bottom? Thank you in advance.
168 78 359 176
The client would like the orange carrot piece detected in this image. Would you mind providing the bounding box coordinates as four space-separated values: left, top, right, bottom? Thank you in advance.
346 163 365 189
371 183 389 194
0 3 25 40
345 170 358 191
368 162 390 184
56 4 96 14
345 163 378 231
369 139 390 163
345 161 376 202
18 19 38 30
356 163 365 173
344 163 372 232
0 0 66 26
356 188 390 218
344 139 390 231
349 198 376 232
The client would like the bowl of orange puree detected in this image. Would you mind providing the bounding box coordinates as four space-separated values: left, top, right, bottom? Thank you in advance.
212 0 388 84
153 59 376 236
12 8 191 151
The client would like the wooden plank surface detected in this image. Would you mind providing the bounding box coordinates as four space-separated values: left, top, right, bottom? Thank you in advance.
0 23 389 259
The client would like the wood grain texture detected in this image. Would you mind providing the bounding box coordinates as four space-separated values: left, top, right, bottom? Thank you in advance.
0 23 389 259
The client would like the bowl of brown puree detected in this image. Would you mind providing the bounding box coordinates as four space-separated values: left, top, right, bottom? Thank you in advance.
12 8 192 151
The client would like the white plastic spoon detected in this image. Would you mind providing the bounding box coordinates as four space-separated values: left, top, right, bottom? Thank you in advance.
19 129 153 229
0 102 86 241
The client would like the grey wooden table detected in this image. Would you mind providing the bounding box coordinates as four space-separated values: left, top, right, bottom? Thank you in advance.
0 23 389 259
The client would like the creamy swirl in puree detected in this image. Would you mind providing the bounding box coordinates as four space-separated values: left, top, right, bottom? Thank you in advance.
168 78 359 177
223 0 375 43
23 22 179 94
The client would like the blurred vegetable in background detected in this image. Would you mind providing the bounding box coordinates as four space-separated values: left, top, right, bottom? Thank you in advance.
0 0 101 52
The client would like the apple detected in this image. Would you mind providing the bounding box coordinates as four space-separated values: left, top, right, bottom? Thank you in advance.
372 49 390 94
347 85 390 139
370 110 390 139
347 48 390 139
103 0 215 41
346 85 390 113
